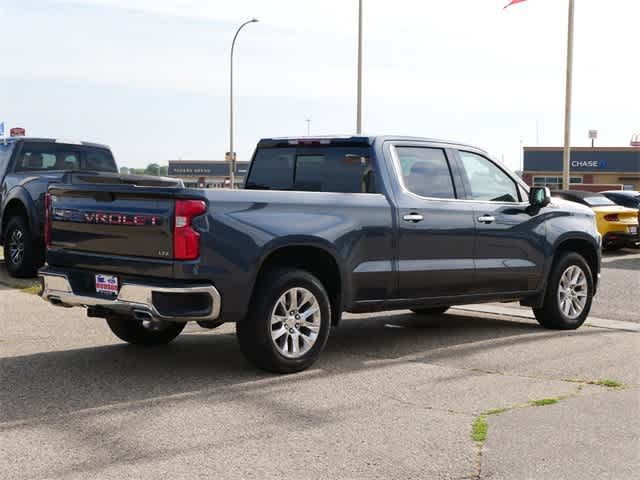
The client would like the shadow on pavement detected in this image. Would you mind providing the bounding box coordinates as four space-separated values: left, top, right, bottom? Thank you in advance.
0 311 610 428
0 260 39 289
601 254 640 271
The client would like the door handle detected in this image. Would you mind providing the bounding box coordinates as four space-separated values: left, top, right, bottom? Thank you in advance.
403 213 424 223
477 215 495 224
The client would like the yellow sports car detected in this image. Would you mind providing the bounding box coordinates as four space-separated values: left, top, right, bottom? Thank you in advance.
554 190 639 250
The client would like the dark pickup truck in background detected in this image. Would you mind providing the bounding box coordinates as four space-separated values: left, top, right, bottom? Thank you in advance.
40 136 601 373
0 138 119 277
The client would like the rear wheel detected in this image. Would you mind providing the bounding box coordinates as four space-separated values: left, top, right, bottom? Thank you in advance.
533 252 593 330
3 216 42 278
106 315 186 345
411 306 449 315
237 268 331 373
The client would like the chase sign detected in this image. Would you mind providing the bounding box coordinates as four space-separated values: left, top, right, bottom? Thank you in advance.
571 160 607 169
524 149 639 173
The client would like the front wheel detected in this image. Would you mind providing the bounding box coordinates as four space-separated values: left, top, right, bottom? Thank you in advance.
106 316 186 345
533 252 594 330
237 268 331 373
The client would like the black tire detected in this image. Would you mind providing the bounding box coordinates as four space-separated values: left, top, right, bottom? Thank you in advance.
411 306 450 315
237 268 331 374
106 315 186 346
533 251 594 330
3 216 42 278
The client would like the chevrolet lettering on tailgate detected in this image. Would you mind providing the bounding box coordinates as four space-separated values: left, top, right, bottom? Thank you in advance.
53 208 162 226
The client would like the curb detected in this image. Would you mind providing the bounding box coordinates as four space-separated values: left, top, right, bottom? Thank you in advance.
451 304 639 333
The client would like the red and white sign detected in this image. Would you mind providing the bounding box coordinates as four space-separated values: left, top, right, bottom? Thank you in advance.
95 274 118 295
10 127 25 137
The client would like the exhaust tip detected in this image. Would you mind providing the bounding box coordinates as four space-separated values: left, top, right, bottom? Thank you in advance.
132 309 153 322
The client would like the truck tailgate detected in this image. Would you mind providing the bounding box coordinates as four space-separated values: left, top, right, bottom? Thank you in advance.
48 181 185 261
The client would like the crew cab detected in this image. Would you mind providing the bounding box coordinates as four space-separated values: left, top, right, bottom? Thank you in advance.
39 136 602 373
0 138 118 277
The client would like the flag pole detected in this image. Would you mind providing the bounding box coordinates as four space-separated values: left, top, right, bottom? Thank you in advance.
562 0 575 190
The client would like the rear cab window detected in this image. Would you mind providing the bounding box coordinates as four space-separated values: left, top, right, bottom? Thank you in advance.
246 145 376 193
13 142 117 173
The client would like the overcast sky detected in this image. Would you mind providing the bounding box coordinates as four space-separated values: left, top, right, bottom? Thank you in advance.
1 0 638 170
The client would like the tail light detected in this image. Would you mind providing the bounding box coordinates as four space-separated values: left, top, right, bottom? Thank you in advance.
603 214 619 222
44 193 52 247
174 199 206 260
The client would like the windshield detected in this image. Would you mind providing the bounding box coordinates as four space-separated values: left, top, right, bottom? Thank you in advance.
583 195 616 207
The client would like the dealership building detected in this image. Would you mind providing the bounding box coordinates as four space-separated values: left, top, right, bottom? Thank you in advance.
167 160 250 188
522 147 640 191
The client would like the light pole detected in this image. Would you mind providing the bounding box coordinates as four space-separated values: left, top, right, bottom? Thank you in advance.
229 18 258 189
562 0 575 190
356 0 363 134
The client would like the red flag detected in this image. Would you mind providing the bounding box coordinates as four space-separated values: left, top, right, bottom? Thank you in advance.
504 0 527 8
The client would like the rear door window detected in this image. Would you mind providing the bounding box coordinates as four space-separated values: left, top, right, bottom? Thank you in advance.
246 146 375 193
395 147 456 199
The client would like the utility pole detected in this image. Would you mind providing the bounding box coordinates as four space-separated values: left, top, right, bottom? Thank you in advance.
356 0 363 134
562 0 575 190
305 118 311 136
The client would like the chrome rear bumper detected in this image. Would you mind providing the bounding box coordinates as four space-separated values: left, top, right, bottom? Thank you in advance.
39 271 221 322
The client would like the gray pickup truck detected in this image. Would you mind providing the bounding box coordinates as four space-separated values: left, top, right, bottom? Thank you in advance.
39 136 601 373
0 138 118 277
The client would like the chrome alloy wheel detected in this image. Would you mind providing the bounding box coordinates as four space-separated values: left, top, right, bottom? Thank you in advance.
8 228 25 267
557 265 588 319
270 287 321 358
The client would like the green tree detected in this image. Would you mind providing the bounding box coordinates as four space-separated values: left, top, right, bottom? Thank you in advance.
145 163 161 176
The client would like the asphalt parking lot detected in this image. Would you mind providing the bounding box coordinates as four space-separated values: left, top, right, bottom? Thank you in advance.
1 251 639 480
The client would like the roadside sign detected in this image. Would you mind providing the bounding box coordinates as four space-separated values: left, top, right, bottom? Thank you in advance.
10 127 26 137
588 130 598 139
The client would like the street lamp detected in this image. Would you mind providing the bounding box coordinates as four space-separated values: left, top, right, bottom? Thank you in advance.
229 18 258 189
356 0 363 134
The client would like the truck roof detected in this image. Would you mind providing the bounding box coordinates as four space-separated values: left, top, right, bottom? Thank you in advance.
0 137 111 150
257 135 486 153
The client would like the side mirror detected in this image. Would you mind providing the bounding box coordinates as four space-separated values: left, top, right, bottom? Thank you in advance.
529 186 551 208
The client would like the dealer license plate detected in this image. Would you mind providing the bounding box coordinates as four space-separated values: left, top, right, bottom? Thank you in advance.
629 226 638 235
95 274 119 295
